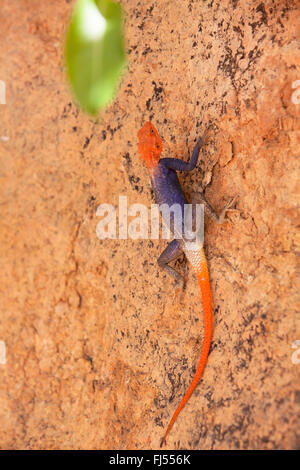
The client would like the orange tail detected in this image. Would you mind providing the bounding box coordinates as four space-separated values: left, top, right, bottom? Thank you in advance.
160 248 213 447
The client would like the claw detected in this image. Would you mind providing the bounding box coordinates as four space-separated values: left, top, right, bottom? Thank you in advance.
172 279 185 304
217 196 238 224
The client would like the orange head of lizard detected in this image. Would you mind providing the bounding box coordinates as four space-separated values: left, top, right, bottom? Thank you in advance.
137 121 162 170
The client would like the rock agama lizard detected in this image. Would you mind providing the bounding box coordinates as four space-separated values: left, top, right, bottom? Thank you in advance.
137 121 235 446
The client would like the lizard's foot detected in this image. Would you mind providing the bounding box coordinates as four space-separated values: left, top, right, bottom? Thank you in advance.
217 196 238 224
172 277 185 304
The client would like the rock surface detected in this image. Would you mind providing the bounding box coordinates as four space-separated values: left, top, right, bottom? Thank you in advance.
0 0 299 449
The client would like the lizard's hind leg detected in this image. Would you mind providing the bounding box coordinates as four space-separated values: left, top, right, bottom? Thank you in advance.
158 239 184 302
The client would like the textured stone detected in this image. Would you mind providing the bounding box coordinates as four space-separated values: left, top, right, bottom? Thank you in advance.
0 0 299 450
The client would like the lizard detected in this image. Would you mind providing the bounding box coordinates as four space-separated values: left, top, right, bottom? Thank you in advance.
137 121 236 447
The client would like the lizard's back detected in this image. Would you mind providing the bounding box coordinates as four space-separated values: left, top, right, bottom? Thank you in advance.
152 162 188 239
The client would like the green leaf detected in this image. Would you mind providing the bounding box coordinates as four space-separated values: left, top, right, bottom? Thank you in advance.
65 0 126 115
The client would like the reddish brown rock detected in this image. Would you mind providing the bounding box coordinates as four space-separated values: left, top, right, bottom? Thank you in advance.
0 0 299 450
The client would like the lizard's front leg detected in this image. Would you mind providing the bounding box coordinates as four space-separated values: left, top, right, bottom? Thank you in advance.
190 192 237 224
